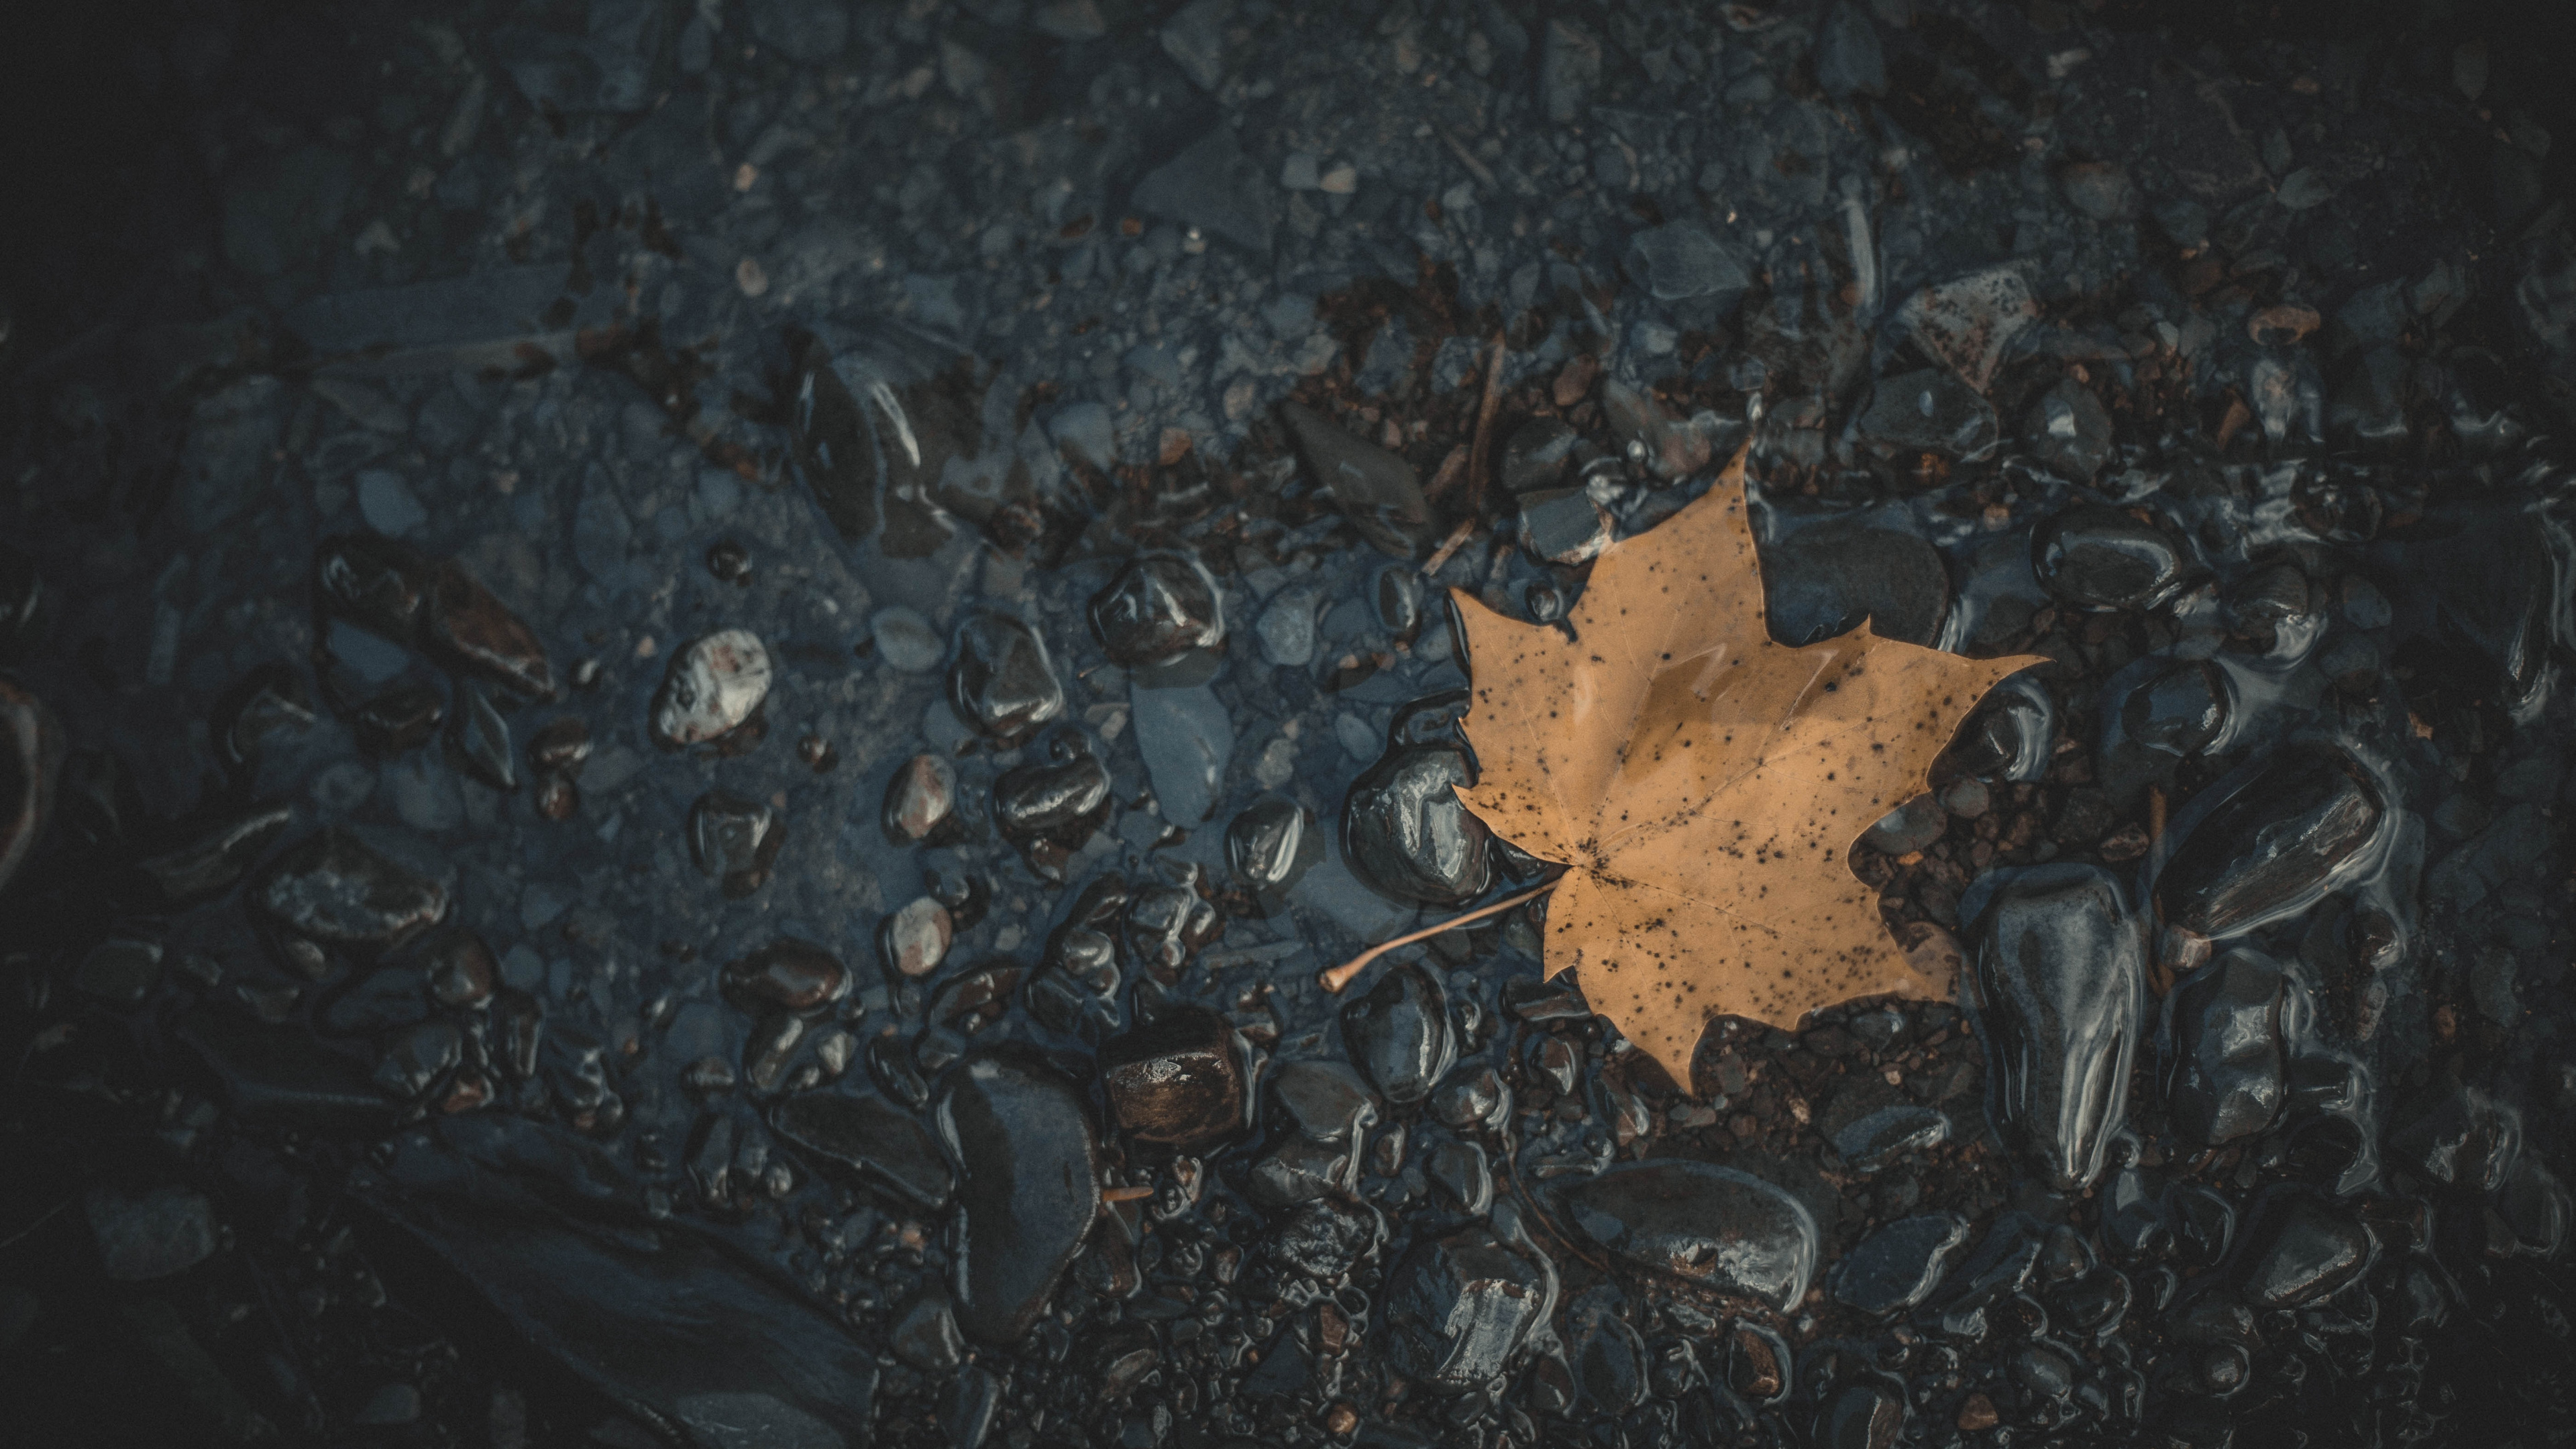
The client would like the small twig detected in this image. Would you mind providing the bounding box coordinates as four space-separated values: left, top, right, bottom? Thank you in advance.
1438 125 1499 192
2147 785 2167 844
1466 329 1507 513
1422 443 1469 500
1318 878 1562 994
1102 1185 1156 1203
1421 516 1477 577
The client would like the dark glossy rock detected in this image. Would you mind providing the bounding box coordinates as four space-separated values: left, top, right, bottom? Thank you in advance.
1432 1065 1509 1133
1856 368 1998 461
1383 1225 1549 1391
1558 1161 1817 1309
1501 417 1579 492
1271 1059 1381 1144
1137 684 1236 826
2024 378 2114 482
1933 678 2054 786
1966 864 2144 1191
527 716 592 777
879 896 953 980
2387 1083 2521 1192
423 559 553 701
689 791 786 898
2226 564 2317 654
1762 523 1950 647
1427 1140 1493 1214
1833 1213 1970 1316
772 1091 953 1210
882 753 961 845
1089 553 1224 666
2167 1182 2237 1267
948 613 1063 743
2157 747 2384 941
130 800 294 908
359 1122 877 1448
251 828 448 961
891 1285 966 1375
416 930 496 1008
992 749 1110 840
212 663 317 778
347 676 447 757
1102 1006 1242 1149
441 681 513 790
315 533 432 639
85 1185 219 1282
0 679 62 897
2231 1189 2372 1308
1242 1135 1358 1209
1227 795 1320 913
1829 1104 1951 1173
1124 874 1221 977
1517 488 1613 566
936 1051 1100 1345
2123 661 2231 756
721 940 849 1016
1340 964 1454 1107
2498 1161 2571 1257
1817 1382 1905 1449
651 629 772 749
1342 743 1491 907
1568 1292 1648 1413
1277 399 1432 557
1725 1324 1792 1404
2163 949 2287 1146
1267 1196 1377 1280
374 1018 464 1100
2032 506 2189 611
493 989 543 1081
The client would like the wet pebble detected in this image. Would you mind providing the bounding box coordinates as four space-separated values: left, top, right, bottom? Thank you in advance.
1517 488 1613 565
1254 586 1318 667
1277 399 1432 558
2032 506 2189 611
251 828 449 968
315 533 431 640
1857 368 1998 461
129 800 295 908
871 606 945 673
1226 795 1320 912
1341 741 1491 907
891 1285 966 1374
1130 683 1232 824
2024 378 2114 481
651 629 773 749
1101 1005 1242 1148
2387 1083 2520 1191
1966 864 2144 1191
1557 1160 1817 1309
2163 948 2287 1145
374 1017 464 1100
1829 1104 1951 1173
2157 746 2383 941
0 680 59 896
212 663 317 778
882 753 961 844
948 613 1064 742
1266 1196 1377 1280
1270 1059 1381 1144
1500 417 1578 493
1088 553 1224 666
2123 661 2231 756
688 791 785 898
878 896 953 979
446 681 515 790
1427 1140 1493 1214
720 940 849 1016
424 559 554 701
1340 963 1455 1106
937 1051 1099 1345
1385 1226 1548 1391
1832 1212 1971 1316
2231 1189 2371 1307
1818 1381 1905 1449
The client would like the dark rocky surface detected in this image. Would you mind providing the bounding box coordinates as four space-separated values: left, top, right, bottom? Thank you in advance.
6 0 2576 1444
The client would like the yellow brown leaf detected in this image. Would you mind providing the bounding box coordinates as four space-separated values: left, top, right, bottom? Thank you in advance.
1450 449 2043 1091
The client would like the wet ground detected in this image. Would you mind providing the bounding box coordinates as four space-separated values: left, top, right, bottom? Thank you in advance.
5 0 2576 1445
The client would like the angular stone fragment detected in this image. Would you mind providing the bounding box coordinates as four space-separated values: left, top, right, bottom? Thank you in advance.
250 828 449 961
424 560 554 701
1558 1161 1817 1309
1383 1226 1548 1391
1966 865 2144 1192
935 1051 1100 1345
1102 1006 1244 1150
771 1091 955 1210
1278 400 1432 558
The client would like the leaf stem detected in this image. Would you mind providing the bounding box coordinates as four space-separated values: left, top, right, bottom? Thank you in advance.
1317 877 1562 994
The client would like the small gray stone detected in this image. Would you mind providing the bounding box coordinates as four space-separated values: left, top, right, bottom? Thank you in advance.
357 470 427 537
85 1185 219 1282
871 607 944 673
1256 586 1318 667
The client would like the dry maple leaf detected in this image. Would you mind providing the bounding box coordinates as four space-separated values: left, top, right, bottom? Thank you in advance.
1450 451 2043 1092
